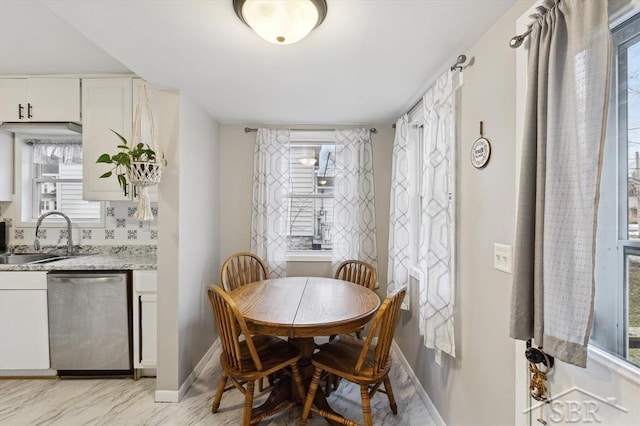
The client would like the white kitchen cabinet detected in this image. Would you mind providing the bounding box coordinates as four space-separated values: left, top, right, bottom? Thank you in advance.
0 271 50 370
81 77 133 201
0 131 13 201
0 78 80 122
132 270 157 373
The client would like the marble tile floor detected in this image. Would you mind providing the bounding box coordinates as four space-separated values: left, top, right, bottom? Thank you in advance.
0 347 435 426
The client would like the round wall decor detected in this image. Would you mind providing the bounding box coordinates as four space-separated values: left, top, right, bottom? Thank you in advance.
471 121 491 169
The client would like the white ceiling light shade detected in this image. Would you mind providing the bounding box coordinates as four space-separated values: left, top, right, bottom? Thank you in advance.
233 0 327 45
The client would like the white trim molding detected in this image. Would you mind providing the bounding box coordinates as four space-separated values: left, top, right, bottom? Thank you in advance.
392 340 446 426
154 339 219 403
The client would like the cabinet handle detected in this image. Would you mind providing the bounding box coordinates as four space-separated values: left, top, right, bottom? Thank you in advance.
27 103 33 119
124 183 129 197
18 104 24 120
133 185 138 198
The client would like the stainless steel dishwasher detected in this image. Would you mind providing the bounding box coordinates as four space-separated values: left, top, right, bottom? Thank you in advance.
47 271 133 376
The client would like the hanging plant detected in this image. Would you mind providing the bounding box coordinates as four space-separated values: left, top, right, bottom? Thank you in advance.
95 81 166 221
96 130 165 192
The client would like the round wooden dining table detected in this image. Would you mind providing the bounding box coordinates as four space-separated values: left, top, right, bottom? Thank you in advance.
228 276 381 421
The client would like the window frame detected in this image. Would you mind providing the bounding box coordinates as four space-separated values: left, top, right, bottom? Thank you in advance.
591 11 640 368
285 130 335 261
13 136 105 228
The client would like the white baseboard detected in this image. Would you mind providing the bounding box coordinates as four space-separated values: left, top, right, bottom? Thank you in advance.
154 339 219 403
392 340 446 426
0 369 57 378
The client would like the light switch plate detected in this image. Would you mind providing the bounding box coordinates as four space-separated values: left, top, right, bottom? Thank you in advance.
494 243 513 274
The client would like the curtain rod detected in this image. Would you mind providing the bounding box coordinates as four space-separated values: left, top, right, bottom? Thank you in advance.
244 127 377 134
509 27 533 48
392 53 468 129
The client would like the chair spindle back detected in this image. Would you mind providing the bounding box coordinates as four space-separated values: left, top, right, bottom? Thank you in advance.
354 287 406 377
334 260 377 290
221 252 269 292
207 285 263 372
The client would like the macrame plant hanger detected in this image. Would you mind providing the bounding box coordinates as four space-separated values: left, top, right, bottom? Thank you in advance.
129 81 163 221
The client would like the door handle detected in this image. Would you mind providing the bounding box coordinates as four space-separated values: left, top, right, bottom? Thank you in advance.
18 103 24 119
27 103 33 119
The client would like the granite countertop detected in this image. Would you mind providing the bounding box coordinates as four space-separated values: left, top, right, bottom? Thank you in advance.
0 245 157 272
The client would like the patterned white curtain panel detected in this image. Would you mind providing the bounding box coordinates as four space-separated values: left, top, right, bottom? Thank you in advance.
419 70 459 357
387 115 412 310
332 128 378 271
250 128 290 278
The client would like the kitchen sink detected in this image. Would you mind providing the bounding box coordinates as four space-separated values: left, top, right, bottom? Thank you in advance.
0 253 70 265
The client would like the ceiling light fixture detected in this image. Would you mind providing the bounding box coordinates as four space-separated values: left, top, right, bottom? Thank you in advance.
233 0 327 45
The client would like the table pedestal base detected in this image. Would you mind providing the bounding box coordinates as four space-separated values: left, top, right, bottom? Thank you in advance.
252 337 340 425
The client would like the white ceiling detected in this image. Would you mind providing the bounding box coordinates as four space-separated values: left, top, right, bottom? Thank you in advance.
1 0 517 125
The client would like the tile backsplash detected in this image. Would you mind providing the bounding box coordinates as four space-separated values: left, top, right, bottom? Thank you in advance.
0 201 158 247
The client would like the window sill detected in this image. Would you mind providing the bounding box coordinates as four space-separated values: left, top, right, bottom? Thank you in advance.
286 251 332 262
587 345 640 386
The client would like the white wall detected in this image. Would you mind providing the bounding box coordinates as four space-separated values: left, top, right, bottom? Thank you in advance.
156 90 220 398
393 2 531 425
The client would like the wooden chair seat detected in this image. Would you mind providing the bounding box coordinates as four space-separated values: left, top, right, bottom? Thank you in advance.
301 287 406 426
311 334 387 383
221 334 300 376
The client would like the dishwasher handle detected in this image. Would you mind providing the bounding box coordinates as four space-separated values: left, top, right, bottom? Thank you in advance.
48 275 124 284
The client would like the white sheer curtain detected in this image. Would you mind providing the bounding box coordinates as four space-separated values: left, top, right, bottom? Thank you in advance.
332 128 377 271
510 0 611 367
30 139 82 165
250 128 290 278
387 115 411 310
417 70 459 357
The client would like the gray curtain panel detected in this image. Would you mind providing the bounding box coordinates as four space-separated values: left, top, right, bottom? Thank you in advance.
510 0 611 367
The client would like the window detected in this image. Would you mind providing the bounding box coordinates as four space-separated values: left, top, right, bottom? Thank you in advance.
32 162 101 221
22 137 101 223
286 132 335 252
592 13 640 367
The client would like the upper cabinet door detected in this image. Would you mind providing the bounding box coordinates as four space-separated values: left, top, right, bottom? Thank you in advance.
82 77 133 201
0 78 80 122
0 79 28 121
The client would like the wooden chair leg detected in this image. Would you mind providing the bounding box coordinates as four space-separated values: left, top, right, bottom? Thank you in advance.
211 372 228 413
360 384 373 426
383 376 398 414
301 368 323 426
290 363 307 402
242 380 255 426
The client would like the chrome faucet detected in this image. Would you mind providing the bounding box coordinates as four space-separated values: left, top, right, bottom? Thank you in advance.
34 211 73 256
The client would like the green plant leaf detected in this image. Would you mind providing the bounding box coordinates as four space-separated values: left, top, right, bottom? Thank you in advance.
96 153 112 163
117 174 127 190
117 144 130 150
99 171 113 178
110 129 129 146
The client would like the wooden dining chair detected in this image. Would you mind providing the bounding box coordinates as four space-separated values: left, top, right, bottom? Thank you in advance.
207 285 306 426
332 259 377 341
221 252 269 292
334 259 377 290
300 287 407 426
220 252 272 391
